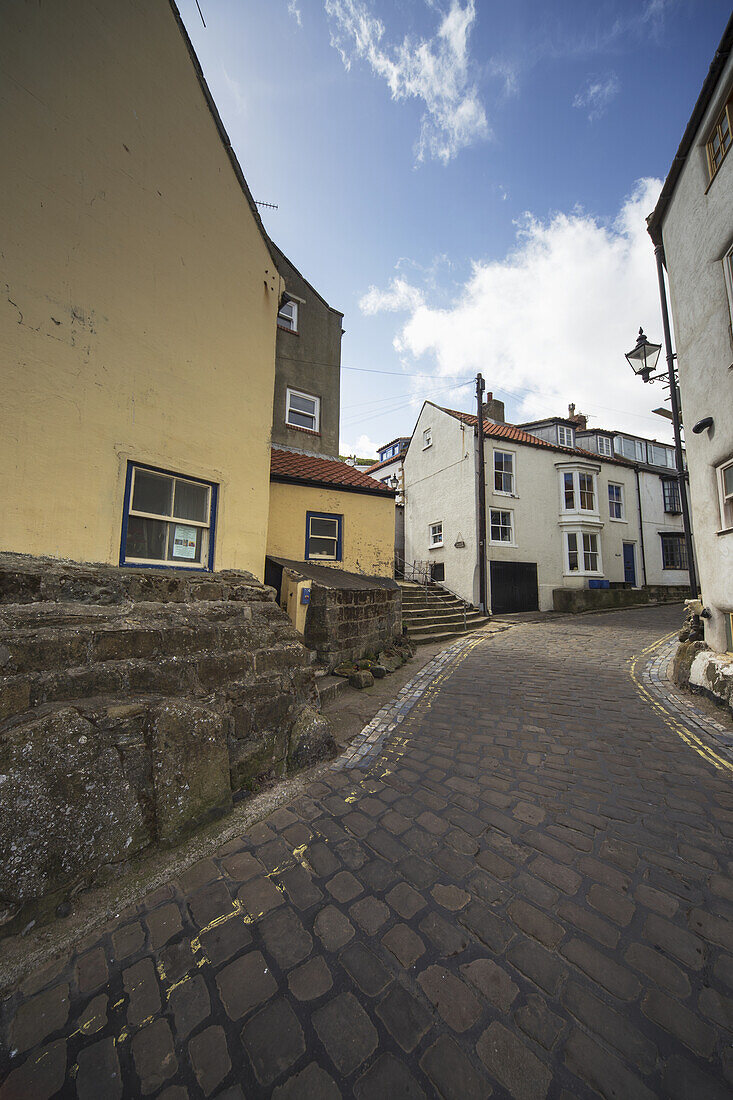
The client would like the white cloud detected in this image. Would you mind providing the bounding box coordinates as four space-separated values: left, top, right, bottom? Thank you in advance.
359 179 674 440
222 69 247 115
288 0 302 26
341 433 381 459
324 0 489 163
573 73 620 121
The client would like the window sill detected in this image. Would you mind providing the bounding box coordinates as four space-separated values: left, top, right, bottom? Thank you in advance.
717 527 733 537
492 490 516 498
609 517 627 524
286 423 321 436
277 324 300 335
428 544 443 550
490 541 518 549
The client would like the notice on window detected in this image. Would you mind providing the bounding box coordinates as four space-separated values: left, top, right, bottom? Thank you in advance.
173 524 197 559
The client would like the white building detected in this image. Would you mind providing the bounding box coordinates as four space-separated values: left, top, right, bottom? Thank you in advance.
647 14 733 654
368 438 410 568
403 403 645 613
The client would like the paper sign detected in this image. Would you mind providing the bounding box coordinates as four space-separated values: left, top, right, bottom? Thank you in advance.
173 524 198 560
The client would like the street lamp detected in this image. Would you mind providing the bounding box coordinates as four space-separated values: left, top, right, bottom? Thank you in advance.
624 328 662 383
624 325 698 597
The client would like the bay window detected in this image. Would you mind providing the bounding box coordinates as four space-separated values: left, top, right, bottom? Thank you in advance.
564 528 602 575
560 468 599 515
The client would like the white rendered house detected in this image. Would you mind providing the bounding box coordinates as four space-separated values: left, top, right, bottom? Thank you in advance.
647 14 733 654
403 403 644 613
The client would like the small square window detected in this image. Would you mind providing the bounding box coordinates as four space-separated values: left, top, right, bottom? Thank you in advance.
490 509 513 543
278 299 298 332
608 483 624 520
661 533 688 570
558 425 574 447
423 427 433 449
122 464 215 569
286 388 320 433
306 512 341 560
429 521 443 547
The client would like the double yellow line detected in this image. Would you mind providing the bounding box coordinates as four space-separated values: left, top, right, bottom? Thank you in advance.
629 632 733 774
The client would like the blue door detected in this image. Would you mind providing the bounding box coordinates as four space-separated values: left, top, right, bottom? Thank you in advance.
623 543 636 586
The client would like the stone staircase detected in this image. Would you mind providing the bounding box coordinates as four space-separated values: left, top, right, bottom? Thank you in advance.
400 581 490 644
0 554 336 936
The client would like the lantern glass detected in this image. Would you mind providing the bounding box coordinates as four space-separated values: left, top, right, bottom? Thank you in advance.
625 328 662 380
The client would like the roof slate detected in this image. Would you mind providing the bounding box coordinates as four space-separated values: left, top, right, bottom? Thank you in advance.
270 447 395 494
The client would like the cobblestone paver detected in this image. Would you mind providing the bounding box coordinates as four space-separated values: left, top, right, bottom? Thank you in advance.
3 604 733 1098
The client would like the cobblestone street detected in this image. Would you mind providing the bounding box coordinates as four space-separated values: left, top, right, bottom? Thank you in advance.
3 603 733 1099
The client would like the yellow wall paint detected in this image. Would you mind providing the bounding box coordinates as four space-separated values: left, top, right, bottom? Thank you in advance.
268 483 395 577
0 1 280 577
280 572 311 635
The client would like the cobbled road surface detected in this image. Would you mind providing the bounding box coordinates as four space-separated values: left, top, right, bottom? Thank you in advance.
3 604 733 1099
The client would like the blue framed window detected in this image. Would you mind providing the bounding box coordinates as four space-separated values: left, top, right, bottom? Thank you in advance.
120 462 217 571
305 512 342 561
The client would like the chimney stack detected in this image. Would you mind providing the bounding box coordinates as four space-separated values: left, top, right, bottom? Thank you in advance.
567 402 587 432
481 391 506 424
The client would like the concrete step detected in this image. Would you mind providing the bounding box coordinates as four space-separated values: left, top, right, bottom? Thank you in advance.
407 617 492 644
404 614 486 631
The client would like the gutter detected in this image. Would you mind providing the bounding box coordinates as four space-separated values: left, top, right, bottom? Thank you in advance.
647 13 733 245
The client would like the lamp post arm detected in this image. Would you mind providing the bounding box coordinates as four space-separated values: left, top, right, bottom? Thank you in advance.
653 244 698 597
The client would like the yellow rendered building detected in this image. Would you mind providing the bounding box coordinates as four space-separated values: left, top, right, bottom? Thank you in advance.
1 0 281 577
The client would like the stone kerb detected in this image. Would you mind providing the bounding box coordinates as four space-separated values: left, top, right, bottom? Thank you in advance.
0 554 335 937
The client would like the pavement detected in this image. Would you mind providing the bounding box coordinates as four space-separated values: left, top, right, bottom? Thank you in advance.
3 603 733 1098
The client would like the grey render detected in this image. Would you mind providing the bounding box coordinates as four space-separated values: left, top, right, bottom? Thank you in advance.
648 14 733 653
270 241 343 458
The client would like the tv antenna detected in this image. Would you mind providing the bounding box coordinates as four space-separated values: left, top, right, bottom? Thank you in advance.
255 200 279 210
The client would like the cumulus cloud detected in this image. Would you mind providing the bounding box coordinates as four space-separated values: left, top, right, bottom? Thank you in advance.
359 179 672 439
573 73 620 121
324 0 489 163
341 433 381 460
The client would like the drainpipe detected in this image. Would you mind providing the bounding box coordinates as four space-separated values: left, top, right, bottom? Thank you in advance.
476 373 488 613
634 465 648 587
653 244 698 598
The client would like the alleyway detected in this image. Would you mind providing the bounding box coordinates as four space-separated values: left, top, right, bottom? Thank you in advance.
3 604 733 1099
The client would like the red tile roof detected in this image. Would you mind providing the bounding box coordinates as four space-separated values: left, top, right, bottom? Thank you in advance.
439 407 632 466
270 448 395 495
366 454 404 474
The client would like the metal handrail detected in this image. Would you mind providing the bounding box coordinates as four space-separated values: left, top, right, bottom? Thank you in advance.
433 579 471 630
397 557 474 630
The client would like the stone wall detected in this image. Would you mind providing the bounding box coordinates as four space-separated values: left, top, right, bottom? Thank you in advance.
304 583 402 669
673 640 733 719
0 554 335 936
552 585 689 614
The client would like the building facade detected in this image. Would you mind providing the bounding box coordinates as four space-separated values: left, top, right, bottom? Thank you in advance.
647 14 733 654
1 0 282 579
404 403 644 613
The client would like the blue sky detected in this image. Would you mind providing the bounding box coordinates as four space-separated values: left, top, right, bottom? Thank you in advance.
178 0 731 456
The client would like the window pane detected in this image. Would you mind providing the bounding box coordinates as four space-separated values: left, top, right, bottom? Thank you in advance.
169 523 203 562
132 470 172 516
288 409 315 429
173 479 208 522
125 515 167 560
309 536 336 557
564 472 574 509
290 393 316 415
311 517 338 538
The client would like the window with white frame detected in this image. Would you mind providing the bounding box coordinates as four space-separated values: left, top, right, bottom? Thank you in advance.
661 533 688 570
724 244 733 328
490 509 514 543
494 450 515 494
717 458 733 529
608 483 624 520
286 388 320 432
565 530 600 573
557 425 574 447
423 427 432 449
306 512 341 560
277 299 298 332
122 465 215 569
429 521 443 547
597 436 612 457
561 469 598 513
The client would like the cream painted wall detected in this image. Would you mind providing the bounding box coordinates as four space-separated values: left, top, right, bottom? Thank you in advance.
0 1 280 577
404 404 643 611
660 50 733 651
638 469 689 587
268 483 396 577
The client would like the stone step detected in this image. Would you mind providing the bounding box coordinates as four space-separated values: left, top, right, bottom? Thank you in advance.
316 674 348 707
408 618 492 644
404 612 486 630
0 642 312 726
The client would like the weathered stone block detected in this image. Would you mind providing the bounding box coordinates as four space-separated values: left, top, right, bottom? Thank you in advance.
229 731 288 791
287 705 337 772
0 708 150 909
150 701 232 844
92 628 161 662
349 670 375 689
0 674 31 721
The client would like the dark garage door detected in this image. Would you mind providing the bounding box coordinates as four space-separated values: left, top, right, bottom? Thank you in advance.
490 561 539 614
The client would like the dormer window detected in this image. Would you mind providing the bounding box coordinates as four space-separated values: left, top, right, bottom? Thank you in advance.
277 298 298 333
558 425 574 447
597 436 612 457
